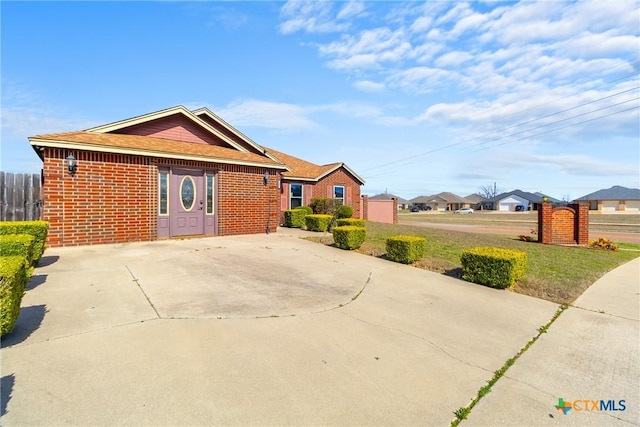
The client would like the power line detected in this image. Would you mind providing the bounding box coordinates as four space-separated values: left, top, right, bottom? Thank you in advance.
360 63 639 174
363 103 639 179
361 83 639 173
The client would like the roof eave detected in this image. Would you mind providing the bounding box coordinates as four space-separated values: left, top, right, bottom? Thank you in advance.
28 137 287 170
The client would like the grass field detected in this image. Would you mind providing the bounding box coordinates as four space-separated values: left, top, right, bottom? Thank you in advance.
399 212 640 233
306 221 640 305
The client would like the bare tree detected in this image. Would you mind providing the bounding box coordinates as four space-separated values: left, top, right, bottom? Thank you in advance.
479 182 500 199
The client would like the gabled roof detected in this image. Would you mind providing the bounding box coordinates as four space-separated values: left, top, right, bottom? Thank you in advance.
464 193 484 203
86 105 251 154
575 185 640 201
410 192 468 204
192 107 282 164
369 193 409 204
30 131 286 169
485 189 544 203
264 147 365 185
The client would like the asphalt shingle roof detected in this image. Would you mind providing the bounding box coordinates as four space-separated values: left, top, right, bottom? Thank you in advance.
30 131 283 167
575 185 640 201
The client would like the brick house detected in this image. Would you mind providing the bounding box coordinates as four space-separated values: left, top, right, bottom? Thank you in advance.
265 148 364 218
29 106 363 247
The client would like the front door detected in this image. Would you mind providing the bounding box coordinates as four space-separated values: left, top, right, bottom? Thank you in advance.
170 169 205 236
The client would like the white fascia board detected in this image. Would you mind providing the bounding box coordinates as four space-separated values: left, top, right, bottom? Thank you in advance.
29 138 287 170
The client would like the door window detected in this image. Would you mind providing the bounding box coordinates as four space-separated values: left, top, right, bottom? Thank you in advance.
159 171 169 215
180 176 196 211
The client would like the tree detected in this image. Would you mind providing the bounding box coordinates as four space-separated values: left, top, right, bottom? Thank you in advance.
479 182 500 199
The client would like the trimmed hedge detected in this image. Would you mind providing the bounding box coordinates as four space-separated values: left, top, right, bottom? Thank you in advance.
336 205 353 219
1 256 28 336
386 235 427 264
0 234 36 266
305 214 332 232
283 209 307 228
336 218 365 227
461 247 527 289
0 221 49 263
310 198 341 214
294 205 313 215
333 226 366 250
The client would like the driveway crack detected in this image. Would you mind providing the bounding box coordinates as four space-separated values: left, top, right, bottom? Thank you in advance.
337 310 493 374
126 265 161 319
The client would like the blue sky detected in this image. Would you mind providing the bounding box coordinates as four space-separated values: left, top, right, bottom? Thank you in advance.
2 1 638 201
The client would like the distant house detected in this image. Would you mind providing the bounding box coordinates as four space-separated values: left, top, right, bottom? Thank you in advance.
574 185 640 212
483 189 560 211
410 192 471 211
267 148 365 217
464 193 484 210
369 193 409 210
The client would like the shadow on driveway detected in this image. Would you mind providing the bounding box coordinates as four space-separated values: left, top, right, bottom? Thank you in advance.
1 305 47 348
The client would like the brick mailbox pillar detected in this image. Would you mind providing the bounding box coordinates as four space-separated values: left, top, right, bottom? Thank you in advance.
538 202 589 245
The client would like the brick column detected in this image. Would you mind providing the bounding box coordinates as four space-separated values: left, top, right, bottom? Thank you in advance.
361 195 368 220
572 203 590 245
538 202 553 244
392 197 398 224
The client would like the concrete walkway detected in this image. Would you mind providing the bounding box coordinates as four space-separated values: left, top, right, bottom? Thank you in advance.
0 230 637 426
465 257 640 426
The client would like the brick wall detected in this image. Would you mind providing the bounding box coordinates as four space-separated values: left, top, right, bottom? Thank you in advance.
313 169 362 218
538 202 589 245
42 148 156 247
42 148 279 247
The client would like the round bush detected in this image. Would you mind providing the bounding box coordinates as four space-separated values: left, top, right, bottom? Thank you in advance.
336 205 353 219
293 205 313 215
332 226 366 250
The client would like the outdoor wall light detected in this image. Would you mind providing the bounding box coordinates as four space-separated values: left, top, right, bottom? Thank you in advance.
542 196 548 202
66 153 77 175
263 170 269 186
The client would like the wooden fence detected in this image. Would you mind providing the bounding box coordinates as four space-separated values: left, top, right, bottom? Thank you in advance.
0 172 42 221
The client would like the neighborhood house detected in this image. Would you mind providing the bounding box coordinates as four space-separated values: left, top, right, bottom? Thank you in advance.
29 106 363 247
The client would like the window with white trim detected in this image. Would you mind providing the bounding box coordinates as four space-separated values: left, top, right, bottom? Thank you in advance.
290 183 303 209
333 185 345 205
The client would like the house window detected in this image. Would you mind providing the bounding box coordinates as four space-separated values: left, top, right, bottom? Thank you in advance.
334 185 345 205
290 183 303 209
159 171 169 215
206 174 214 214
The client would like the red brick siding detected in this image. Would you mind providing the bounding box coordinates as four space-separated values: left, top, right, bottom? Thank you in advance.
216 165 279 235
42 149 278 247
42 148 156 247
312 169 362 218
115 114 226 146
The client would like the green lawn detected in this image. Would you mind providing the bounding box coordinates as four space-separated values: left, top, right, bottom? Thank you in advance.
306 222 640 305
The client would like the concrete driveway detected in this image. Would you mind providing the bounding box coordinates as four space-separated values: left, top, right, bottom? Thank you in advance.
1 230 635 425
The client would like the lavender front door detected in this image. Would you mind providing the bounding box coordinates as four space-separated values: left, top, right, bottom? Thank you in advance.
170 169 205 236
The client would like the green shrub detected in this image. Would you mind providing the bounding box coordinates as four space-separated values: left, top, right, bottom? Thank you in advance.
293 205 313 215
1 256 28 337
0 221 49 263
283 209 307 228
332 226 366 250
336 218 365 227
310 198 340 214
0 234 36 266
305 214 333 232
461 247 527 289
336 205 353 219
385 235 427 264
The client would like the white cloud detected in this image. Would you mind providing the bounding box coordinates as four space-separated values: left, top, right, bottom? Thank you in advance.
353 80 385 92
213 99 318 130
278 0 366 34
336 1 366 20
